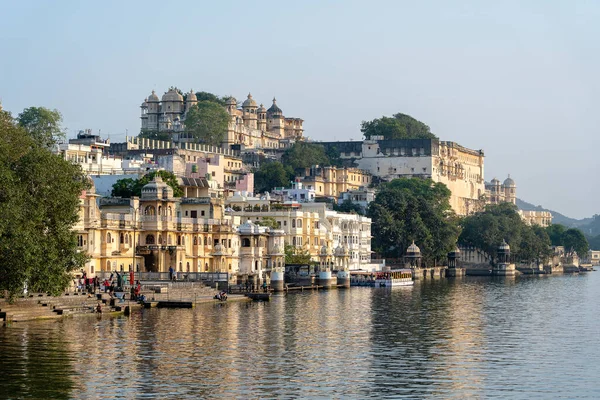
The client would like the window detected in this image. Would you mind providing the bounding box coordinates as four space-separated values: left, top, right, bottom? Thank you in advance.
242 238 251 247
106 233 111 243
201 210 205 216
146 234 155 245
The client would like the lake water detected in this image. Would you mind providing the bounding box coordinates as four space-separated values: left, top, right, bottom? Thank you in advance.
1 273 599 399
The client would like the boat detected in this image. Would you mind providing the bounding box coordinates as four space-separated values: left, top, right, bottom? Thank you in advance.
374 269 413 287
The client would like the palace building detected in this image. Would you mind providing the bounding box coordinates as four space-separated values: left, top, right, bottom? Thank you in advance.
140 88 304 150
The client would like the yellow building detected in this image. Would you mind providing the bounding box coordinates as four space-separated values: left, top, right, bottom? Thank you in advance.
295 166 371 199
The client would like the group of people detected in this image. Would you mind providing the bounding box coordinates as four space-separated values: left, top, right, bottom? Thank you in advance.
214 291 228 301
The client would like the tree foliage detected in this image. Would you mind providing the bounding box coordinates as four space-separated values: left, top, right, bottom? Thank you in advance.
194 91 228 106
111 170 183 198
138 131 171 141
361 113 437 140
460 203 552 263
253 161 293 194
281 142 330 172
284 244 312 265
17 107 66 147
184 101 230 146
256 217 278 229
0 109 88 300
561 228 589 256
367 178 460 265
334 199 365 215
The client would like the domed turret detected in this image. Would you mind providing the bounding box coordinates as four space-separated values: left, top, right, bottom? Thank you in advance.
147 90 159 102
162 87 184 102
267 97 283 116
186 89 197 102
503 175 516 187
490 177 500 185
242 93 257 108
226 97 237 106
321 245 329 256
257 103 266 113
406 241 421 257
141 175 169 200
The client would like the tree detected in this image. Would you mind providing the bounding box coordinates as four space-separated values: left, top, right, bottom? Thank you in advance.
111 170 183 198
360 113 437 140
545 224 566 246
281 142 330 172
334 199 365 215
1 108 88 300
184 101 230 146
17 107 65 147
253 161 293 193
561 228 589 256
459 202 552 263
138 131 171 141
194 91 228 106
284 244 312 265
256 217 278 229
367 178 459 265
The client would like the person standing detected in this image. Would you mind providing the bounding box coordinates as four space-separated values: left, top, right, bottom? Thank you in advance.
169 266 174 281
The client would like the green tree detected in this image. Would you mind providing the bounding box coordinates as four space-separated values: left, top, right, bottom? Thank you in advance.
281 142 330 172
284 244 312 265
360 113 437 140
194 91 228 106
138 131 171 141
256 217 278 229
334 199 365 215
1 108 88 300
17 107 66 147
253 161 293 193
459 202 553 263
545 224 566 246
367 178 459 265
184 101 230 146
111 170 183 198
562 228 589 256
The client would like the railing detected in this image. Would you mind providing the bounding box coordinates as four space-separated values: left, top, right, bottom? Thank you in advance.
95 271 229 282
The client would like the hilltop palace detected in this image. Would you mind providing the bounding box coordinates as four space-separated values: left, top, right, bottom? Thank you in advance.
51 86 555 282
140 88 304 149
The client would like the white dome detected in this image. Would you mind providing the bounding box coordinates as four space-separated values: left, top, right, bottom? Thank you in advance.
147 90 159 102
162 88 184 102
242 93 257 108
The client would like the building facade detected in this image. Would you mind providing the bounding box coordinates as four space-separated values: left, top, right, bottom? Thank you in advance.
140 88 304 150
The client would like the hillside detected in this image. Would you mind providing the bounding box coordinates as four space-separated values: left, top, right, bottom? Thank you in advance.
516 198 593 227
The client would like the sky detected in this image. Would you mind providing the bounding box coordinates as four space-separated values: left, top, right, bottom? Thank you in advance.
1 0 599 219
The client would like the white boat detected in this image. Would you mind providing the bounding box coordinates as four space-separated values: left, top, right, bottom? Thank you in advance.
374 269 413 287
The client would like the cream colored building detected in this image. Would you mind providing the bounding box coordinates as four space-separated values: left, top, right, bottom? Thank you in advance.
295 166 372 200
140 88 304 149
323 137 485 215
518 210 553 227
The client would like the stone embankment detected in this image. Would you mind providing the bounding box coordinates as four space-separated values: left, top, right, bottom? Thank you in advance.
1 281 248 326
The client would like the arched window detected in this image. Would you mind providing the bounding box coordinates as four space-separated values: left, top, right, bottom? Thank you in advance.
145 205 156 215
179 262 182 271
292 220 296 228
146 234 155 245
255 261 259 270
177 235 181 246
297 219 302 228
182 236 185 245
242 238 251 247
158 235 163 244
124 234 128 244
120 233 124 244
205 263 209 271
158 206 162 215
168 206 173 216
107 233 112 243
204 237 208 246
193 236 198 245
168 235 172 244
106 260 111 270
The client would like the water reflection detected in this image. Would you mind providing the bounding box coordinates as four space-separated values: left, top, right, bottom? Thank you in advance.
1 274 600 399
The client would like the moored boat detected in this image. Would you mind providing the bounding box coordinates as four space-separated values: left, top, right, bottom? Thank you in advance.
374 269 413 287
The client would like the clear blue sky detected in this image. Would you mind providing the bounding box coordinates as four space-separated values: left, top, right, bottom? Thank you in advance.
1 0 599 219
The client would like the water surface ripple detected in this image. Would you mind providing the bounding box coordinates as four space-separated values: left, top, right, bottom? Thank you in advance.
1 273 599 399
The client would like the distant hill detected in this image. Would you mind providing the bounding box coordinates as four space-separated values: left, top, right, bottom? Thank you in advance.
516 198 593 227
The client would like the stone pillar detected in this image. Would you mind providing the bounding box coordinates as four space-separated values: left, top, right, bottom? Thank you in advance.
270 267 284 292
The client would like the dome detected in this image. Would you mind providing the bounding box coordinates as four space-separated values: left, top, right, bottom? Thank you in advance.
271 245 284 255
498 239 510 251
267 97 283 115
406 241 421 256
335 245 344 257
257 103 266 113
147 90 159 102
212 243 226 256
162 88 184 102
503 175 516 187
242 93 258 108
141 98 148 108
187 89 197 102
141 175 169 200
320 245 329 255
226 97 237 106
490 178 500 184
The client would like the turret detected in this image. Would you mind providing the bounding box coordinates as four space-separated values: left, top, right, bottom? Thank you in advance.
267 97 284 137
242 93 258 129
